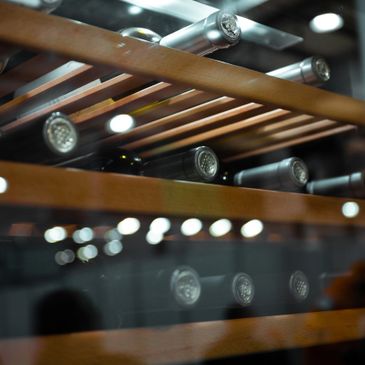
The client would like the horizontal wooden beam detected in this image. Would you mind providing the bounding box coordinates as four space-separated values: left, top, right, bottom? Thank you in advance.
0 161 364 227
1 309 365 365
0 3 365 127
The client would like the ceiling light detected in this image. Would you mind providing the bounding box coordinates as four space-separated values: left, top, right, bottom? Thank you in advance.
180 218 203 236
309 13 344 33
117 217 141 235
241 219 264 238
0 177 8 193
209 219 232 237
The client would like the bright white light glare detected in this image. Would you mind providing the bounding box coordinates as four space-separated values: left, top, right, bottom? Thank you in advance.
209 219 232 237
342 201 360 218
104 228 122 242
79 227 94 242
180 218 203 237
241 219 264 238
146 230 164 245
117 218 141 235
206 30 221 41
128 5 143 15
309 13 344 33
44 226 67 243
104 240 123 256
77 244 98 261
106 114 135 134
55 249 75 265
149 218 171 234
72 230 83 244
0 177 8 193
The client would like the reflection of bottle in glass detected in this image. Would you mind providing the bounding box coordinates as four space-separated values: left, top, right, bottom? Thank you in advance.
160 11 241 56
307 171 365 198
267 56 331 86
137 265 201 310
142 146 220 183
0 112 79 163
222 157 309 192
200 272 255 308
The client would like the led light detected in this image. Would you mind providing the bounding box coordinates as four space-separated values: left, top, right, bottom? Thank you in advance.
289 271 310 301
170 266 201 307
77 244 98 262
104 228 122 242
241 219 264 238
106 114 135 134
146 230 164 245
309 13 344 33
0 177 8 193
342 201 360 218
44 226 67 243
128 5 143 15
180 218 203 236
117 218 141 235
209 218 232 237
104 240 123 256
149 217 171 234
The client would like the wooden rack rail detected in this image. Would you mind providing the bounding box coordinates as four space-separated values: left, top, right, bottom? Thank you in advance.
1 309 365 365
0 161 364 227
0 2 362 162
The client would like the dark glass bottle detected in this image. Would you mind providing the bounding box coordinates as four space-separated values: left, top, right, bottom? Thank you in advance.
221 157 309 192
0 111 79 164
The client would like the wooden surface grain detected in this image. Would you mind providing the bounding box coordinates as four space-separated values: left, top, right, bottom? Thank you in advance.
0 161 364 227
1 309 365 365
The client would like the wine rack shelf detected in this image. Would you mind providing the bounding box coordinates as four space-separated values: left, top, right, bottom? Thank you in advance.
0 2 363 162
0 160 364 227
1 309 365 365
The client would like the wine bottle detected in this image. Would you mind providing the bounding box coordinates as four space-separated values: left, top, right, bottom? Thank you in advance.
223 157 309 192
199 272 255 308
141 146 219 182
306 171 365 198
0 112 79 163
267 56 330 86
159 11 241 56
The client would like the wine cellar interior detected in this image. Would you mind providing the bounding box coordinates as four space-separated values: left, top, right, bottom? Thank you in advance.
1 0 365 364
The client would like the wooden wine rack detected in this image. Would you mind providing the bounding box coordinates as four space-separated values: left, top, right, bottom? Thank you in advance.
0 3 365 365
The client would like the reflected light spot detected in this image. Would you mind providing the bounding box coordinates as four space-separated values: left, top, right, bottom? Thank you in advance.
128 5 143 15
146 230 164 245
209 219 232 237
44 226 67 243
181 218 203 236
241 219 264 238
106 114 135 134
342 201 360 218
104 240 123 256
79 227 94 242
0 177 8 193
150 217 171 234
117 217 141 235
77 244 98 262
104 228 122 242
55 249 75 265
310 13 344 33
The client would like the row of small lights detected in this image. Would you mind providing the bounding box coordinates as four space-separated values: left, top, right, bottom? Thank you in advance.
46 217 265 265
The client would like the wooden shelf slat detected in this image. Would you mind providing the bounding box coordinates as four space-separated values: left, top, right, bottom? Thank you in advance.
0 161 364 227
1 309 365 365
